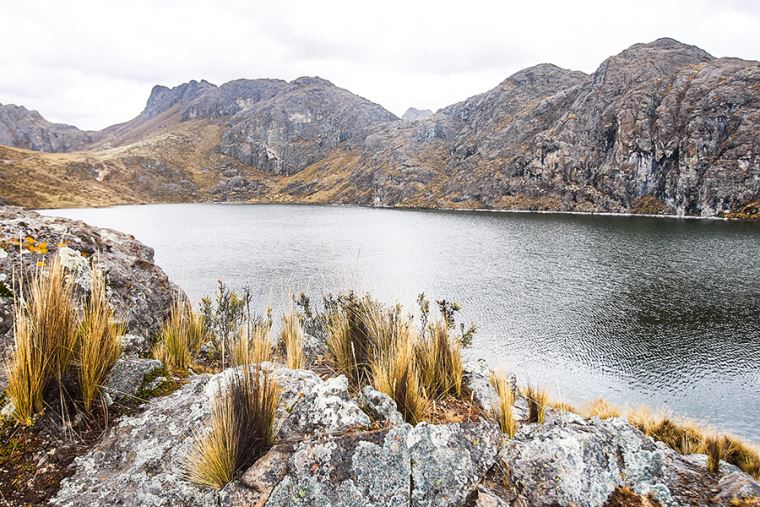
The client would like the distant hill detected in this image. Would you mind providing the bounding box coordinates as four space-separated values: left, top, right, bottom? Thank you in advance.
401 107 433 121
0 38 758 218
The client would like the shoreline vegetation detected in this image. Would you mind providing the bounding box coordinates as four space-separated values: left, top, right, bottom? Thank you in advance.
37 200 760 221
2 254 759 501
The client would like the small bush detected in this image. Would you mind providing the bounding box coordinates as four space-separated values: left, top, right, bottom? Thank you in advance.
281 312 305 370
76 265 123 412
415 319 463 399
5 256 76 425
185 365 279 489
199 281 252 367
153 295 205 372
490 371 517 438
525 385 547 424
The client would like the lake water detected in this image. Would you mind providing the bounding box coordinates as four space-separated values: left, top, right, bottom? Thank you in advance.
41 204 760 443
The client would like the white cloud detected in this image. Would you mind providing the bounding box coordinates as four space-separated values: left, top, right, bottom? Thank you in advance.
1 0 758 129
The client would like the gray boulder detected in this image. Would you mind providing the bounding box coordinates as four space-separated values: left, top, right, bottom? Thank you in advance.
409 421 502 507
492 415 760 507
104 357 164 403
52 376 215 507
265 426 412 506
360 385 404 425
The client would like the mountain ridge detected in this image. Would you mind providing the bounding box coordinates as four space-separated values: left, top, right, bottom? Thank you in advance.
0 37 758 218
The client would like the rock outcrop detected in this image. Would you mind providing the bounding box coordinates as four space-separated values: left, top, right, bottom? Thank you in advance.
1 38 759 217
0 206 177 369
218 76 398 175
51 361 760 506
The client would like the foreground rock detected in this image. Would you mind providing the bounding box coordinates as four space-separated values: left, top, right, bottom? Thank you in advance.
51 362 760 506
0 206 177 368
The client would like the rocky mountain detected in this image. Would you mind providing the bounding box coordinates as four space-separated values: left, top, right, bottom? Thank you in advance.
0 38 758 217
402 107 433 121
218 76 399 175
0 103 98 152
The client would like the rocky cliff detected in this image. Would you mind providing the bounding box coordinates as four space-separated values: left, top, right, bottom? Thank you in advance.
0 104 97 152
0 38 758 217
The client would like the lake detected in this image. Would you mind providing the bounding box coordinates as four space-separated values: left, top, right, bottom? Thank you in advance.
40 203 760 443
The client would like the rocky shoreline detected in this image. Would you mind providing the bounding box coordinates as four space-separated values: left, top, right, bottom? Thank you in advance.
1 207 759 506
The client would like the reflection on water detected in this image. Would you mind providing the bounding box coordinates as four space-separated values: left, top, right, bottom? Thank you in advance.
41 204 760 442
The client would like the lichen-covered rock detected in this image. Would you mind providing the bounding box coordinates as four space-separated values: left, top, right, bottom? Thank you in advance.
105 357 164 403
0 207 177 376
206 364 371 439
491 416 760 507
273 372 371 438
119 333 150 356
360 385 404 425
408 421 502 507
52 376 214 507
463 361 500 414
716 469 760 501
265 426 412 506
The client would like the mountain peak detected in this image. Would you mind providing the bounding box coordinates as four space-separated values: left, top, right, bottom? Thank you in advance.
290 76 334 88
142 79 217 118
402 107 433 121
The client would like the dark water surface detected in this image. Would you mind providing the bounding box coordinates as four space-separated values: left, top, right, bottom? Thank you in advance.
41 204 760 442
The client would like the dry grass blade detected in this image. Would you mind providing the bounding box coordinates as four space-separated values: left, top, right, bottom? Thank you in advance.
76 264 123 412
281 311 305 370
525 385 547 424
584 398 620 419
185 365 280 489
5 309 47 425
230 322 273 367
5 255 76 425
490 371 517 438
370 320 428 424
415 319 463 400
325 296 381 385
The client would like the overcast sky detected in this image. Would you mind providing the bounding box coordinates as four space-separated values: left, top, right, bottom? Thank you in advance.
1 0 759 130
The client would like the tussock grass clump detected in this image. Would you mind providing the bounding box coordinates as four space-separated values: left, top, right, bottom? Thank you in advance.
5 308 46 425
370 319 428 424
76 265 123 412
152 296 206 372
281 312 305 370
230 322 273 367
5 256 77 425
525 385 548 424
625 406 760 479
415 319 464 399
185 366 279 489
706 436 723 474
584 398 620 419
325 294 385 385
490 371 517 438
